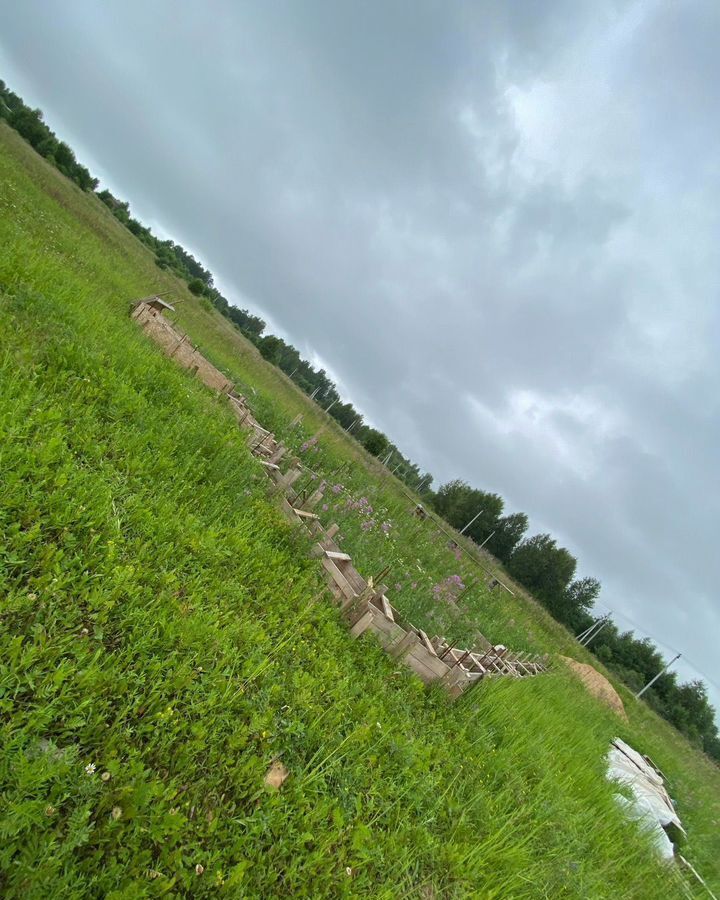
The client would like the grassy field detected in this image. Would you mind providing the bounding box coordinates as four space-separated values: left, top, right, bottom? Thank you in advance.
1 122 719 898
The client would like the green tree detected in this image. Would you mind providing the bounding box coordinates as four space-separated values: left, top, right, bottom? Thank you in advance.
10 106 47 148
506 533 577 617
432 480 503 543
188 278 206 296
361 428 389 458
559 576 601 630
483 512 528 563
54 141 76 173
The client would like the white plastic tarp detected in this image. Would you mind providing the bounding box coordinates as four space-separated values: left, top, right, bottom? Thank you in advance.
607 738 684 862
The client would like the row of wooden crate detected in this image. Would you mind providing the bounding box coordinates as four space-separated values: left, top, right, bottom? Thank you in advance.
133 299 550 698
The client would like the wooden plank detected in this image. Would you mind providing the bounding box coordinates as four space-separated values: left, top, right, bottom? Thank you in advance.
366 616 405 649
514 660 533 676
349 608 375 638
407 644 450 679
292 508 319 520
259 460 280 470
326 523 340 539
403 652 438 684
473 648 499 669
320 556 357 601
389 630 419 660
431 635 447 655
340 585 373 617
378 595 394 622
319 536 341 553
269 444 287 464
340 564 367 594
279 498 306 526
252 433 275 454
416 629 437 657
404 648 448 684
325 550 352 562
488 656 514 675
302 488 325 510
440 663 472 690
276 467 302 490
467 652 488 674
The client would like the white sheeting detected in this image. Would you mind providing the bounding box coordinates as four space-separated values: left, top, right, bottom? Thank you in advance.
607 738 684 862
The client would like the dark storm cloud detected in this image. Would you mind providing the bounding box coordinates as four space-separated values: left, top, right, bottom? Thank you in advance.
2 0 718 708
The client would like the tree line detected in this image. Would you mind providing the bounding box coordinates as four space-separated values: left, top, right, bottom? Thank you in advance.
3 78 717 760
431 480 719 759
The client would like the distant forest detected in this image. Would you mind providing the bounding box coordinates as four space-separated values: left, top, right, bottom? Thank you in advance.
3 78 717 760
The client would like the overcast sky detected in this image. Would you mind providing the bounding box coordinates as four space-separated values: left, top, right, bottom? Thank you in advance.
2 1 718 713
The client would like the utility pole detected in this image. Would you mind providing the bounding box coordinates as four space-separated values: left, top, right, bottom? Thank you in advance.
583 618 610 646
576 614 609 646
636 653 681 699
309 386 320 401
578 615 611 647
346 417 360 433
325 398 339 414
459 509 483 535
477 530 496 550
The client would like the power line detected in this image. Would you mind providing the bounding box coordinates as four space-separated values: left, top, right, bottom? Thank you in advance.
591 603 720 693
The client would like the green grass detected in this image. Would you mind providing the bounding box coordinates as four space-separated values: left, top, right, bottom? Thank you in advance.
1 122 718 897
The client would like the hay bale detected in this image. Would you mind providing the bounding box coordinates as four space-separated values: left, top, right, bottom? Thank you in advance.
560 656 628 721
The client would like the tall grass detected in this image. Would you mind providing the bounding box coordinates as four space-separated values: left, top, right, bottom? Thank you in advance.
1 122 716 897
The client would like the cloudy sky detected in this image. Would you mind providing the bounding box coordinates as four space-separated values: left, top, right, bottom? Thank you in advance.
2 1 719 711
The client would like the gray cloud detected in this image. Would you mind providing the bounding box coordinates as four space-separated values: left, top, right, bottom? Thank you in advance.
2 0 718 711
